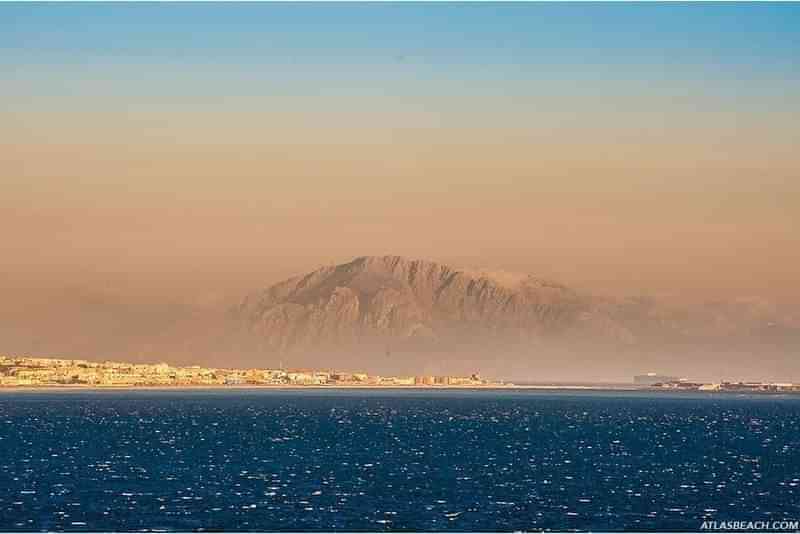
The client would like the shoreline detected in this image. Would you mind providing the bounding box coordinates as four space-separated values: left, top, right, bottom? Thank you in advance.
0 384 798 395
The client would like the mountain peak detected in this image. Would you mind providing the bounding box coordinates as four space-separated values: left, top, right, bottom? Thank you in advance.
236 255 588 356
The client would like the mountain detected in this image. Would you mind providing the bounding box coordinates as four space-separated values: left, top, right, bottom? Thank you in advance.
234 255 799 378
235 255 634 355
3 255 796 380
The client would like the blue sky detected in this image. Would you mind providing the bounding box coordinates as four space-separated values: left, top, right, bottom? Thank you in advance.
2 4 798 78
2 3 798 125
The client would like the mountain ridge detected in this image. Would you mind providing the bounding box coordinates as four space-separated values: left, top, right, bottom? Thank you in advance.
235 255 630 354
2 255 798 380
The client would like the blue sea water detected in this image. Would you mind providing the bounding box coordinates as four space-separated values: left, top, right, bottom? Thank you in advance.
0 389 799 532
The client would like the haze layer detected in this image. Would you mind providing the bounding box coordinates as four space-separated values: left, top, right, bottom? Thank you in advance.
2 4 798 380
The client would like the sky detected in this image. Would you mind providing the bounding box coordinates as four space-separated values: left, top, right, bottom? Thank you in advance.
1 4 799 374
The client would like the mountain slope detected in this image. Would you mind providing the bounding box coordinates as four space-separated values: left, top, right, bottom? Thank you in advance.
235 255 628 354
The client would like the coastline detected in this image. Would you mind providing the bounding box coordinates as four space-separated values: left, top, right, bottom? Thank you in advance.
1 384 798 395
2 384 629 392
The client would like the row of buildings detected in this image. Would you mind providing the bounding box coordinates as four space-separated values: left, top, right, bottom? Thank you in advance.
0 355 495 388
635 373 800 393
656 380 800 393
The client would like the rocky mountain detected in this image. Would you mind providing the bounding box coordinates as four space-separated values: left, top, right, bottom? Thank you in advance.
3 255 797 380
235 255 635 354
235 255 799 365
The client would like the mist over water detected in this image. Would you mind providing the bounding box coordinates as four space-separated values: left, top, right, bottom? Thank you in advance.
1 258 798 383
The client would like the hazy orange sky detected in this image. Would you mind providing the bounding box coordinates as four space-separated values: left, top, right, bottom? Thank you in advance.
2 3 799 302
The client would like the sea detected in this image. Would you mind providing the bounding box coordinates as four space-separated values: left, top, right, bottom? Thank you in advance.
0 389 798 532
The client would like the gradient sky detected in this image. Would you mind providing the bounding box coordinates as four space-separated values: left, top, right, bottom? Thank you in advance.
2 3 799 301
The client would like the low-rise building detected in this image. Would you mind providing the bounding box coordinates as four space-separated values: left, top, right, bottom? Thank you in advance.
287 371 316 384
392 376 415 386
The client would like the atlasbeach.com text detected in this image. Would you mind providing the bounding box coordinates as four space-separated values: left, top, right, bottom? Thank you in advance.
701 520 800 531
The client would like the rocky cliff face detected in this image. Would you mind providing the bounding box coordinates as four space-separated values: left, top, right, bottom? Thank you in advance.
235 255 631 353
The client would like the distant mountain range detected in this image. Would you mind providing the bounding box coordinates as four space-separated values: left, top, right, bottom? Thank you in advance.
236 255 592 352
3 255 797 380
234 255 799 360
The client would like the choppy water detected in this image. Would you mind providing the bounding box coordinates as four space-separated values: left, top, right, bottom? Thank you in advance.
1 389 799 531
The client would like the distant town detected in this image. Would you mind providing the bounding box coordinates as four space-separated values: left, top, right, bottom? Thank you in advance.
1 357 797 394
633 373 800 393
0 355 504 388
